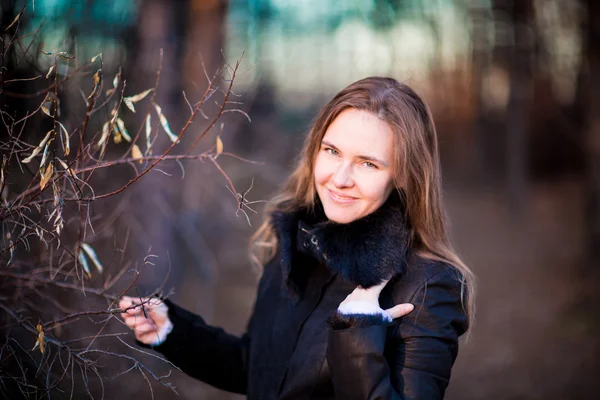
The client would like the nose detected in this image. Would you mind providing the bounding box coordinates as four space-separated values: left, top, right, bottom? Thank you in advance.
331 162 354 188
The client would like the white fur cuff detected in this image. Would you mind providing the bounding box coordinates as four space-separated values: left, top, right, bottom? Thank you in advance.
151 318 174 346
338 301 392 322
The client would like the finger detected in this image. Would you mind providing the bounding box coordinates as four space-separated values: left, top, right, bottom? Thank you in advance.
146 299 164 312
137 331 162 345
124 315 150 329
147 297 163 307
133 322 157 334
123 316 137 328
385 303 414 319
129 297 144 304
124 307 144 317
119 297 131 309
119 297 142 315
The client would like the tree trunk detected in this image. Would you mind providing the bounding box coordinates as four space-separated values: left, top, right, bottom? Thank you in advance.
584 0 600 263
505 0 533 214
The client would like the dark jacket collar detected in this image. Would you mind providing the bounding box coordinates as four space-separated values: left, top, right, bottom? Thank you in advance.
271 192 411 296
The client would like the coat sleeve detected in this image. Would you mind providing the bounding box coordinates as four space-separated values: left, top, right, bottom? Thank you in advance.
139 299 249 394
326 269 469 400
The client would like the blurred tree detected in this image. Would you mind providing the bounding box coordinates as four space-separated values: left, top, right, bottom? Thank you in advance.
505 0 534 213
582 0 600 263
473 0 533 212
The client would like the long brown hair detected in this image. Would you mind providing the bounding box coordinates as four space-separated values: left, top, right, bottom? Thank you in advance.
250 77 475 328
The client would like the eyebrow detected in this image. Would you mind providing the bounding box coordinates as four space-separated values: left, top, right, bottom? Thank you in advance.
321 140 389 167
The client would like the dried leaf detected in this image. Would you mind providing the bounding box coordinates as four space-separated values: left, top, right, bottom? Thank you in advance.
40 162 53 190
123 89 153 103
123 88 153 113
112 127 123 144
41 92 54 117
215 136 223 158
80 243 103 274
153 103 178 143
56 52 74 60
78 249 91 279
88 70 101 100
57 158 76 177
112 72 120 88
116 118 131 142
91 53 102 63
123 98 135 113
39 138 53 170
57 121 70 156
98 122 110 148
46 65 55 79
131 144 143 164
110 107 118 124
32 324 45 354
145 114 152 154
57 158 68 170
0 155 5 188
22 130 53 163
6 231 13 265
5 11 22 32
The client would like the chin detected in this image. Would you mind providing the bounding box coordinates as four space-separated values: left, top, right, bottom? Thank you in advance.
323 204 360 224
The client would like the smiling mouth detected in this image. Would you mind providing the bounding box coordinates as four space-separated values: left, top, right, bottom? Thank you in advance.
327 188 358 204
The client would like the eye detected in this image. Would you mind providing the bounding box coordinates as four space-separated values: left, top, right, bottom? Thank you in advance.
324 147 339 156
362 161 378 169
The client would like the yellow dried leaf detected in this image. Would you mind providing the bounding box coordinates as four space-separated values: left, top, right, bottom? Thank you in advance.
153 103 178 142
113 133 122 144
22 130 53 164
215 136 223 158
32 323 45 354
40 163 53 190
80 243 103 274
131 144 143 164
88 70 101 100
116 118 131 142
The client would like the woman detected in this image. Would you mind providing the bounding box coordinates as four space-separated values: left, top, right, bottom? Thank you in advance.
120 77 475 399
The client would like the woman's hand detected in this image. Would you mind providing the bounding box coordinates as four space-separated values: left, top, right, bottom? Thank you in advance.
119 296 172 345
340 280 414 319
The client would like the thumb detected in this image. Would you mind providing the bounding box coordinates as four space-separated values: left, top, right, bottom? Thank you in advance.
385 303 414 319
147 299 168 323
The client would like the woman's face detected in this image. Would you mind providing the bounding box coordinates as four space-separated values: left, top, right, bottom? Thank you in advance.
314 108 395 224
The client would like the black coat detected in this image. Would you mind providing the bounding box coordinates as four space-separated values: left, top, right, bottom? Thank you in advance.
146 196 469 399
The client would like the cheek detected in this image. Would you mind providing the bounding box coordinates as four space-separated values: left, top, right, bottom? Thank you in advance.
313 154 331 185
358 173 394 201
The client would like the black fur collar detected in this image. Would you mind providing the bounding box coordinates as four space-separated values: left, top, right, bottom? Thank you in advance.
271 192 411 296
